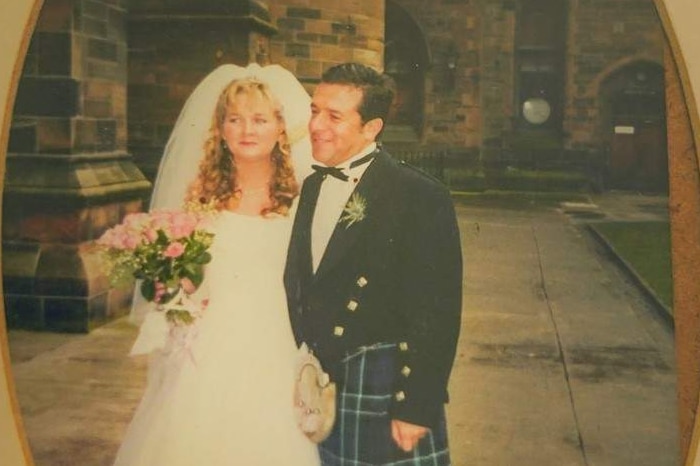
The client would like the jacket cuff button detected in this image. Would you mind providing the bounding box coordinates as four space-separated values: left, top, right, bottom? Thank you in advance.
395 391 406 402
333 326 345 337
356 276 368 287
346 300 359 312
401 365 411 377
399 341 409 352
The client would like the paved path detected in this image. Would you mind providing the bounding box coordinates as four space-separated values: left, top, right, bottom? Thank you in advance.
448 195 677 465
7 193 679 465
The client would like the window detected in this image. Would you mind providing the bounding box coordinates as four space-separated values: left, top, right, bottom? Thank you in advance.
515 0 566 130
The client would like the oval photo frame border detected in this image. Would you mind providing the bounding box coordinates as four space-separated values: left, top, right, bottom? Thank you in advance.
0 1 45 464
1 1 700 465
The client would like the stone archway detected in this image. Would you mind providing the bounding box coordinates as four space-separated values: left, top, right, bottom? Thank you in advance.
598 60 667 192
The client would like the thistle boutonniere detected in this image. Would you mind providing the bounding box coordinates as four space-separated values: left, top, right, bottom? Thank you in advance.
339 192 367 229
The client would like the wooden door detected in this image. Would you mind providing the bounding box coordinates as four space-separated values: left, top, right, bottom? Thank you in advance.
609 119 668 191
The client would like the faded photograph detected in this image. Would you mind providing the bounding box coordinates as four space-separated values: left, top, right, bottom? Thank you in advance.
1 1 684 465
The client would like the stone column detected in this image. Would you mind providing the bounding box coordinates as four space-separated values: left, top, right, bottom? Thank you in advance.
477 0 515 168
3 0 150 332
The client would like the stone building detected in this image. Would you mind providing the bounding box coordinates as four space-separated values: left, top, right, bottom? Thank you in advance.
4 0 666 331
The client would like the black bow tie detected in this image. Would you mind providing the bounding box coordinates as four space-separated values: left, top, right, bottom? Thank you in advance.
311 165 349 181
311 152 377 182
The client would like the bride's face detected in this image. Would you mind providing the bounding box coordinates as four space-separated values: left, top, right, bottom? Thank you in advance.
221 93 283 164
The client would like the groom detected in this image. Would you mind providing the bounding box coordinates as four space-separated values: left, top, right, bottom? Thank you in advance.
285 63 462 465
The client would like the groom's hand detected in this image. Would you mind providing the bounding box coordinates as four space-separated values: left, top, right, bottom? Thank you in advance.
391 419 428 452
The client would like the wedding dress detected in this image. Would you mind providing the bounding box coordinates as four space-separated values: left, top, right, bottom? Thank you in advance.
113 211 320 466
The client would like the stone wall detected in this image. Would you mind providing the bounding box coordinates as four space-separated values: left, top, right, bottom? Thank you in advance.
124 0 665 175
464 0 664 171
12 0 129 155
4 0 150 332
267 0 384 92
392 0 482 153
127 0 277 181
267 0 483 158
566 0 664 152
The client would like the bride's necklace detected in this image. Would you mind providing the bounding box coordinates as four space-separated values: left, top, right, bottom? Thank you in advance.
233 185 269 199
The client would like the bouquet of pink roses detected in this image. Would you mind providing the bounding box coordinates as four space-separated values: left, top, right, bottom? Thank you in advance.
96 206 215 325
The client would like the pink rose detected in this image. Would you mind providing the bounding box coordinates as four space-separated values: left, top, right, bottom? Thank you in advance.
180 277 197 294
143 228 158 243
123 212 151 231
96 229 115 247
164 242 186 258
122 234 140 250
110 225 140 250
168 212 198 239
149 210 171 232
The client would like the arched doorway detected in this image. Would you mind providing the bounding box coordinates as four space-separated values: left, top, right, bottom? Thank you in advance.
600 61 667 192
383 0 429 142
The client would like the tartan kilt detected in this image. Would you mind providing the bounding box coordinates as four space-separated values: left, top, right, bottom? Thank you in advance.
319 343 451 466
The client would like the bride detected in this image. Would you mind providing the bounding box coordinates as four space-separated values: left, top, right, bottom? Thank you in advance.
112 64 319 465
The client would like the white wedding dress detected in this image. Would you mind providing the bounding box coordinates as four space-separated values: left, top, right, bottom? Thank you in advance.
113 211 320 466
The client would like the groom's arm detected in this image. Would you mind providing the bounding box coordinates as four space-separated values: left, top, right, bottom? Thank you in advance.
390 175 463 429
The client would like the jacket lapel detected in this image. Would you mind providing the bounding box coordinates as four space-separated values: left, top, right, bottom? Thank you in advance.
286 172 323 292
314 152 392 279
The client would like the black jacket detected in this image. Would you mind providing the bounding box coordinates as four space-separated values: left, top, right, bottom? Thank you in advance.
284 149 463 428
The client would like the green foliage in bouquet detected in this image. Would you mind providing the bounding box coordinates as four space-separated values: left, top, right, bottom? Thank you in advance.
96 208 216 325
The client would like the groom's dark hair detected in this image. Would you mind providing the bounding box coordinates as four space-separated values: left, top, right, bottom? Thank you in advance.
321 63 395 124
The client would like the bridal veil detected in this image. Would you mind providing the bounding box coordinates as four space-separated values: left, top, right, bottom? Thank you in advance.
150 63 313 209
128 63 312 327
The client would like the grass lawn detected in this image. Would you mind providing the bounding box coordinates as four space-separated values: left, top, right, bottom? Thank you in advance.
593 221 673 311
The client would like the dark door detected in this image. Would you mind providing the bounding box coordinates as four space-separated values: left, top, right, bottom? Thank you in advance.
609 117 667 192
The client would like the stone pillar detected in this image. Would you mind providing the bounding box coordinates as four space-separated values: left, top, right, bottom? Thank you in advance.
3 0 150 332
127 0 277 182
478 0 515 167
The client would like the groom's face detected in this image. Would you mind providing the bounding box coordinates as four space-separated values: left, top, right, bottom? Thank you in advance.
309 83 375 167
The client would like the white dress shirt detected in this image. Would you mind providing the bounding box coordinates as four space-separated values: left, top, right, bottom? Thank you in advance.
311 142 377 272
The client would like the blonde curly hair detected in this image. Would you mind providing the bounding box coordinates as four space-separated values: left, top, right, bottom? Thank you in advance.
186 79 299 216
